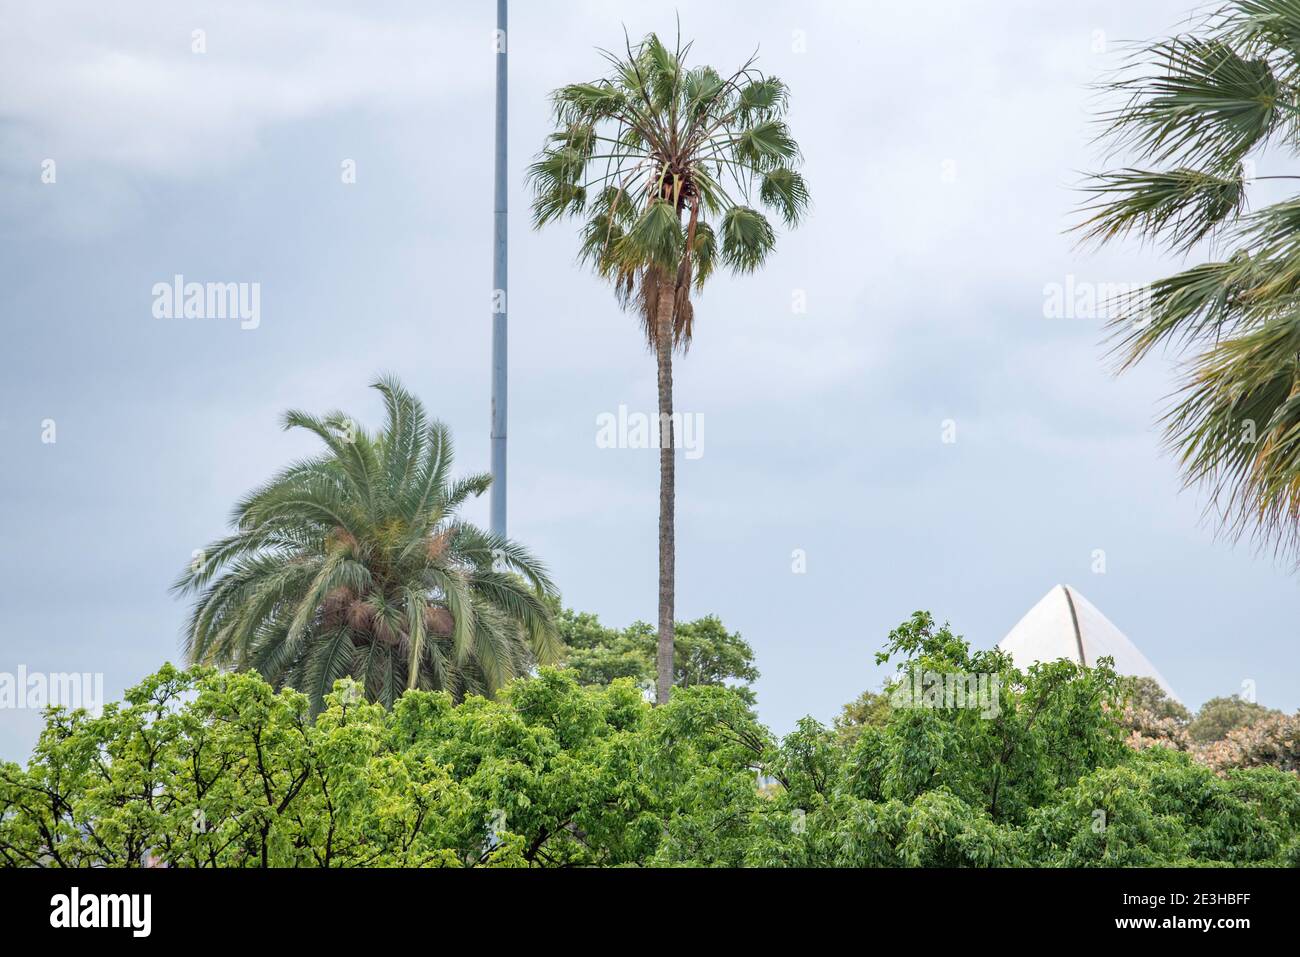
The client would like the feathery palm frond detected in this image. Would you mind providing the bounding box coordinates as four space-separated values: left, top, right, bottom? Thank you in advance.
174 378 560 713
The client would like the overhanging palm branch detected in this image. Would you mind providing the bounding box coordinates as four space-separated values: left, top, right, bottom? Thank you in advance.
1080 0 1300 558
174 377 560 712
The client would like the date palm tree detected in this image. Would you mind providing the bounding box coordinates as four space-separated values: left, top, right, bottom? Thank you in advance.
174 377 560 713
1081 0 1300 559
529 29 808 702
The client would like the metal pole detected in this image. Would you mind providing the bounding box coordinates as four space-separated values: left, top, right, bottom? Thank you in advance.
490 0 508 538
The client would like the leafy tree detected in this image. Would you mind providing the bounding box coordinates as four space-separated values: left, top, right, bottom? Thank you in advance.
552 607 647 688
1112 678 1294 762
1119 675 1191 724
1188 693 1279 743
1114 675 1193 751
675 615 760 697
173 378 559 713
1080 0 1300 556
554 605 759 703
1026 746 1300 866
530 30 808 703
1200 711 1300 774
748 614 1300 868
859 612 1128 823
0 666 769 868
833 690 892 747
4 613 1296 869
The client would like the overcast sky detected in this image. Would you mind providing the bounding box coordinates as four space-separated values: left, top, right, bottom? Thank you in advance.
1 0 1295 760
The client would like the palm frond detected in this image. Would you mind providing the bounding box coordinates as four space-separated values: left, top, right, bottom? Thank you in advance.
719 206 776 273
1077 166 1247 251
1101 36 1280 170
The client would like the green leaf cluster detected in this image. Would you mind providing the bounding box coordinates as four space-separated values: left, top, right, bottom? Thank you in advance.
553 604 760 705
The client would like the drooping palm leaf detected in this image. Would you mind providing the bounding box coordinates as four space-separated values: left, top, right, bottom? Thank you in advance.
1081 0 1300 561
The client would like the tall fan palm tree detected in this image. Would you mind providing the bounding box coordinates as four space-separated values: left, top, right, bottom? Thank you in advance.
1081 0 1300 560
174 377 560 713
529 30 808 702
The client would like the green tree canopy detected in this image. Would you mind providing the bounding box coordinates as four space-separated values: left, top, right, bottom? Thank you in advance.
1189 694 1280 743
0 665 768 868
554 605 759 703
833 690 893 747
1119 675 1192 724
4 613 1296 868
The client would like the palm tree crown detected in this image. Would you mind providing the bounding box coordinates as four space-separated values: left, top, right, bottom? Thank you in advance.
175 377 560 712
1082 0 1300 558
529 29 809 346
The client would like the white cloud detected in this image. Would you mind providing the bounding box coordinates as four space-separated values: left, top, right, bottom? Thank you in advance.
0 1 485 177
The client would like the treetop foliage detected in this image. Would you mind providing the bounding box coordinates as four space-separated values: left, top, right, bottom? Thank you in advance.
4 611 1296 868
553 603 759 704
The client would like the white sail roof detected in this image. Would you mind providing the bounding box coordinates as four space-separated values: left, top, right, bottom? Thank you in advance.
997 584 1178 700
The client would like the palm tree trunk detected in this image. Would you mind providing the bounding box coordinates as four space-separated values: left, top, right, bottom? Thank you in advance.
654 274 676 705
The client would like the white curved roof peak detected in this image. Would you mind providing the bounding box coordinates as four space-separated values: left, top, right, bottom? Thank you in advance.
997 584 1178 701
